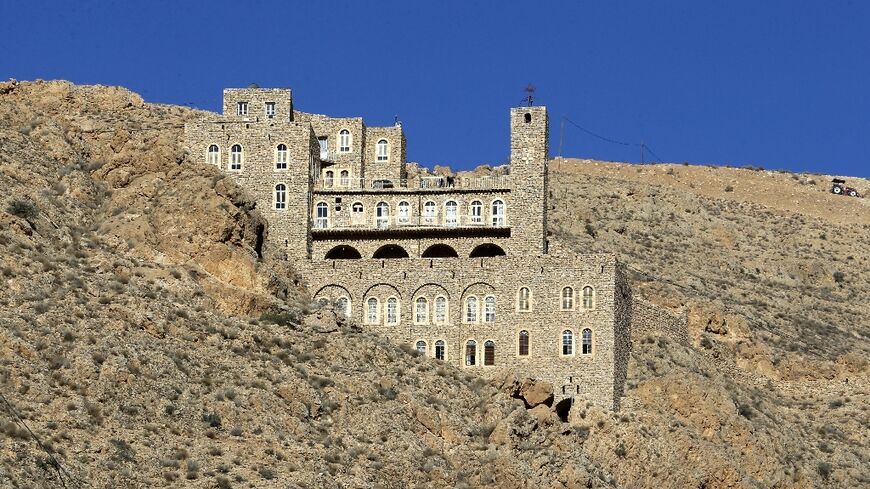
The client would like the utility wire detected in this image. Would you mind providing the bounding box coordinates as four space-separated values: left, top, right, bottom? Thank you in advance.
0 392 87 488
561 116 666 164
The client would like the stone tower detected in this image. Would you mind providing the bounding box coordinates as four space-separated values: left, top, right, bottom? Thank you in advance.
509 106 549 256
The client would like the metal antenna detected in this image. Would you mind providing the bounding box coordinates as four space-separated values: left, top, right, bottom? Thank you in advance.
524 83 535 106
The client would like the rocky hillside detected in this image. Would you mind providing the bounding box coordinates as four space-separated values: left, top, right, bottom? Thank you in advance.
0 80 866 488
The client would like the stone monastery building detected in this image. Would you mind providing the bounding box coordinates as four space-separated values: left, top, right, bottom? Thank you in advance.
185 87 640 410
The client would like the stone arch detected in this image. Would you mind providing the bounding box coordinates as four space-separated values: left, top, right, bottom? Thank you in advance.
410 283 451 301
469 243 506 258
325 245 362 260
460 281 496 300
313 284 353 303
362 283 402 301
373 244 410 259
421 243 459 258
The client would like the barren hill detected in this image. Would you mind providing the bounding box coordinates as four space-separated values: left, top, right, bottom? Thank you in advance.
0 80 867 488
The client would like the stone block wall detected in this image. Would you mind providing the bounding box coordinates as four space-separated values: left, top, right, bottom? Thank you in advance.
222 88 293 121
509 107 549 256
630 296 689 345
301 254 625 410
363 125 406 182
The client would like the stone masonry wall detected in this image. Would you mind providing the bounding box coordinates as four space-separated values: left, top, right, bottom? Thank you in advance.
300 254 624 410
630 296 689 345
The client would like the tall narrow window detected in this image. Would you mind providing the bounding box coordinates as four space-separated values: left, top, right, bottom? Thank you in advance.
465 297 478 323
230 144 243 170
376 139 389 161
318 137 329 160
435 340 445 360
324 171 334 188
484 340 495 366
562 330 574 356
335 297 349 318
367 298 379 324
416 340 427 355
397 201 410 224
415 297 428 324
265 102 276 117
274 184 286 210
465 340 477 366
518 287 530 311
339 129 351 152
434 296 447 323
236 102 248 116
561 287 574 310
315 203 328 228
484 296 496 322
470 201 482 224
207 144 220 166
376 202 390 229
582 286 594 310
445 201 458 227
491 200 505 226
386 297 398 325
582 328 592 354
352 202 364 224
340 170 349 187
423 201 436 225
518 330 529 356
276 144 288 170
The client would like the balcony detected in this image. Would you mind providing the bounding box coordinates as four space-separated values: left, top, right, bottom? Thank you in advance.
313 175 511 192
311 214 510 240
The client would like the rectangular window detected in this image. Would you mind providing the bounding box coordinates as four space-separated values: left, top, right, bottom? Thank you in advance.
265 102 275 117
435 342 445 361
318 137 329 160
237 102 248 116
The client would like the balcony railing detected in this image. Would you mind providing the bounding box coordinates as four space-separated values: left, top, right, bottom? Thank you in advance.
313 175 510 191
312 214 507 231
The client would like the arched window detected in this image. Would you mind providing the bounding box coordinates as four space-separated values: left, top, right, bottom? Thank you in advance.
386 297 399 325
397 201 410 224
423 201 436 225
524 112 532 123
315 202 328 228
375 202 390 229
484 296 496 322
335 297 350 318
444 201 458 227
465 340 477 366
582 328 592 354
366 298 379 324
434 296 447 323
484 340 495 366
517 287 530 311
561 287 574 310
415 340 427 355
582 286 594 309
230 144 243 170
465 296 478 323
339 129 351 153
562 330 574 356
276 144 288 170
324 170 334 188
415 297 428 324
274 184 286 210
207 145 220 166
376 139 389 161
518 330 529 356
352 202 364 225
435 340 445 360
340 170 349 187
491 200 505 226
470 200 483 225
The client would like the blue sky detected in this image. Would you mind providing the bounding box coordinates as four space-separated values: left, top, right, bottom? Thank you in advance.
2 1 868 177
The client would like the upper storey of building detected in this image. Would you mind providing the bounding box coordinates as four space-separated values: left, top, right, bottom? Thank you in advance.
184 87 552 259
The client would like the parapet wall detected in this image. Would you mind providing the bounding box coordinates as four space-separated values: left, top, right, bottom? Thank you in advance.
630 296 689 345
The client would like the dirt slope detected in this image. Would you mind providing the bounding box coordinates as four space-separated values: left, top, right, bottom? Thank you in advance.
1 80 867 488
